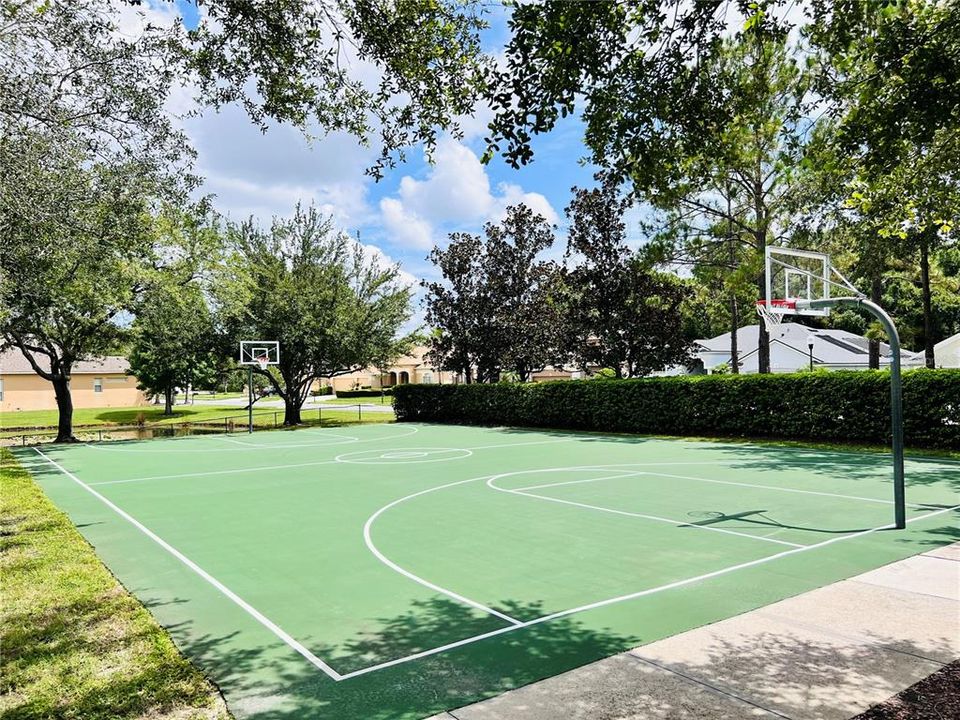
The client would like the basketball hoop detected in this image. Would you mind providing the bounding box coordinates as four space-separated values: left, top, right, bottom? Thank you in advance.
238 340 280 434
755 299 796 330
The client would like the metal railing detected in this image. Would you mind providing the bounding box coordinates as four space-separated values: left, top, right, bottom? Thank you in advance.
1 403 395 448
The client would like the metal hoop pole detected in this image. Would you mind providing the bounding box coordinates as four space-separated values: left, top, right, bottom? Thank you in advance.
804 297 905 528
247 365 254 434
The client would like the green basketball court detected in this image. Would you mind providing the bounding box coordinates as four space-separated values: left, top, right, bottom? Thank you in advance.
15 423 960 719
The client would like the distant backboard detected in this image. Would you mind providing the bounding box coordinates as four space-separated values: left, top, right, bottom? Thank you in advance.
239 340 280 369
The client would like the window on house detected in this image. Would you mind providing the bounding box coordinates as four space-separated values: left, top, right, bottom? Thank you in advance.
94 377 103 393
0 377 4 401
422 372 433 384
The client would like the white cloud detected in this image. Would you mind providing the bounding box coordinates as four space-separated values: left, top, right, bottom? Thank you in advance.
397 139 493 223
491 182 559 225
378 138 560 250
379 198 434 249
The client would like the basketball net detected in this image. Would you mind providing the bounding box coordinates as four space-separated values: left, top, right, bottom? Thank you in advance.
755 299 796 330
255 355 270 371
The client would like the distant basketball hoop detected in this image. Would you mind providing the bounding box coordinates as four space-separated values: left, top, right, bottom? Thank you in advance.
238 341 280 433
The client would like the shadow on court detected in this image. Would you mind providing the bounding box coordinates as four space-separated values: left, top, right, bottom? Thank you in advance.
685 508 879 535
462 424 960 499
900 524 960 548
159 597 639 720
705 444 960 491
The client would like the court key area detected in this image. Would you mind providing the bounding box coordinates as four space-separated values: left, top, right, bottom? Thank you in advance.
16 423 960 719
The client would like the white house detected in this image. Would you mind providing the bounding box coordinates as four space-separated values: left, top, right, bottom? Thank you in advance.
692 323 925 374
934 332 960 368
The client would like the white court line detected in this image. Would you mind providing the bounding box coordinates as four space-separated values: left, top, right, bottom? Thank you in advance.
88 459 341 486
466 438 576 451
487 475 805 549
218 424 422 449
650 471 935 509
31 447 344 681
216 434 359 449
528 463 936 510
92 435 578 485
362 477 523 627
514 471 646 493
80 424 421 453
338 502 960 680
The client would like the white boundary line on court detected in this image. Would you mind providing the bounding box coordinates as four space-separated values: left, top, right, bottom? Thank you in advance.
79 434 357 453
486 472 805 549
649 470 936 509
514 473 643 492
336 447 474 464
466 438 576 451
85 434 575 486
573 431 960 467
216 434 360 449
216 424 422 449
30 447 345 681
517 463 937 510
79 424 422 453
340 501 960 680
87 459 343 486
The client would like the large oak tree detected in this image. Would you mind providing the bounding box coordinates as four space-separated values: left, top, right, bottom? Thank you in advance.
215 205 415 425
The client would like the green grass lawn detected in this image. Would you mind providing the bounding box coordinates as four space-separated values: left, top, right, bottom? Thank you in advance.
0 449 231 720
0 405 249 430
1 405 394 444
2 402 394 429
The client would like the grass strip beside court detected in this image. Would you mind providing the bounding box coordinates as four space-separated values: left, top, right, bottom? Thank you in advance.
1 407 394 444
0 449 230 720
0 404 249 430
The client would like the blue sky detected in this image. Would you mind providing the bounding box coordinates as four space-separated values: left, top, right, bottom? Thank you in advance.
167 0 600 290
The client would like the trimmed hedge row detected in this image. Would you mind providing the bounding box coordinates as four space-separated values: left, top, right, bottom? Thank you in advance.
392 369 960 449
336 388 394 398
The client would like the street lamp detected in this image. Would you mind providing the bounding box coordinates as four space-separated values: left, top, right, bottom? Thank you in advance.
807 335 815 371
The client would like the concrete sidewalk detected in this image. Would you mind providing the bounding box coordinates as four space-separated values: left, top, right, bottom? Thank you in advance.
431 543 960 720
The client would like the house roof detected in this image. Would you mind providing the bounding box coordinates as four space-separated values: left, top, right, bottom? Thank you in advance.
695 323 924 368
0 347 130 375
934 332 960 350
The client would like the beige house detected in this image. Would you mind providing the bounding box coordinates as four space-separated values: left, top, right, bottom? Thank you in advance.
319 346 453 393
0 348 145 413
318 345 582 392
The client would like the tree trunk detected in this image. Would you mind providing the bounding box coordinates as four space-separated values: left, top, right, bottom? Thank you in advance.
869 275 882 369
756 274 770 373
283 396 302 425
727 189 739 375
729 293 740 374
52 375 76 443
920 241 935 369
164 387 174 415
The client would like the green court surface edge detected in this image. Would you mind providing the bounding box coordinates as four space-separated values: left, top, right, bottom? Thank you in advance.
12 423 960 720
